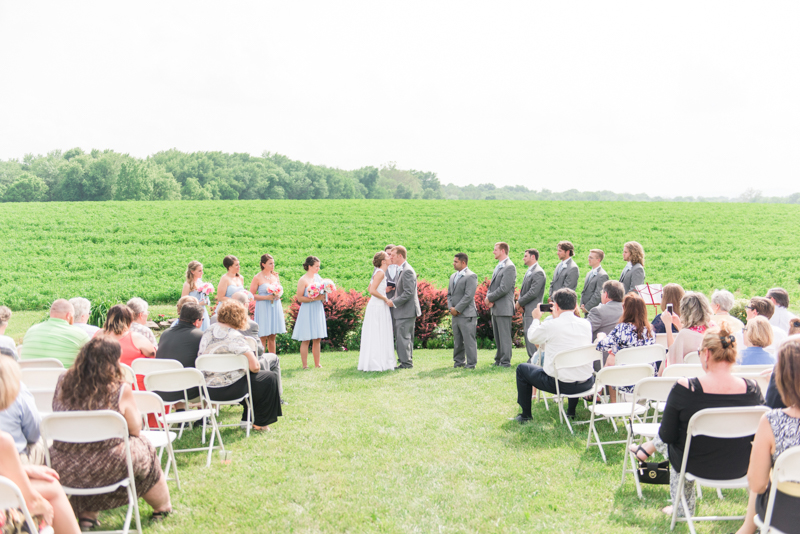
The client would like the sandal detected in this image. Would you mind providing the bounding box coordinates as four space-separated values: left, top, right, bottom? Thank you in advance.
79 518 100 531
630 444 651 462
151 510 172 523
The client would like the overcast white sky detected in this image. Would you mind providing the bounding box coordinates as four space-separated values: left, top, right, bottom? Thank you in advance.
1 1 798 197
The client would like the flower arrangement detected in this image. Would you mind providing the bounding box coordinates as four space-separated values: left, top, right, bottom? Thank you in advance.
307 279 336 299
265 283 284 299
197 281 215 296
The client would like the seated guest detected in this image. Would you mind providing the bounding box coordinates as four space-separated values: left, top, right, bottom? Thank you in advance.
659 292 712 373
767 288 797 334
735 339 800 534
514 288 593 423
742 297 788 355
739 316 775 365
635 325 764 517
50 337 171 528
586 280 624 343
152 303 204 405
790 318 800 336
0 425 80 534
101 305 155 391
126 297 158 348
595 293 656 401
22 299 89 367
199 301 282 430
169 295 199 329
0 355 43 465
651 283 684 334
709 289 745 333
0 306 18 359
69 297 100 337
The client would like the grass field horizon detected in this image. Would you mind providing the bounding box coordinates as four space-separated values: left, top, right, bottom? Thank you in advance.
2 199 799 312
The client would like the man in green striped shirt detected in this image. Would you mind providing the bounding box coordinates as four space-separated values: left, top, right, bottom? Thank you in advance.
22 299 90 367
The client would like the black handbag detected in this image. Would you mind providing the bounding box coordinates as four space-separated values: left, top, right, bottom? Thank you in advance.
637 460 670 485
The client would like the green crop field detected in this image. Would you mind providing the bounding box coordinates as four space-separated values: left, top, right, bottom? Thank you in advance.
1 200 799 311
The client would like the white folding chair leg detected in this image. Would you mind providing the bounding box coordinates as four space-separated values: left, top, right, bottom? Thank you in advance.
716 488 724 500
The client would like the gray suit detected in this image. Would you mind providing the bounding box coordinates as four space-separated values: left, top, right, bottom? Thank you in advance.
549 258 579 297
448 268 478 368
586 300 623 369
517 263 546 361
487 258 517 366
390 261 421 368
620 263 645 294
580 266 609 313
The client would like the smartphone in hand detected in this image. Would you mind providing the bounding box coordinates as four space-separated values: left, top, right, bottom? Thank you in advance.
539 303 553 313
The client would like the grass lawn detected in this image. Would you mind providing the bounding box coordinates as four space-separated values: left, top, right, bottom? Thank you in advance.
90 348 747 533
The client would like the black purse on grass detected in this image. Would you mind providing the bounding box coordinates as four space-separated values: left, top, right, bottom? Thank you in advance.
636 460 670 485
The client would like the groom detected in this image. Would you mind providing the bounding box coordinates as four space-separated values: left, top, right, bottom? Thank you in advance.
388 246 421 369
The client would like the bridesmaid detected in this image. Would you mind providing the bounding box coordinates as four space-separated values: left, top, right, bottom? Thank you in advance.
217 255 245 304
181 260 210 331
250 253 287 354
292 256 327 369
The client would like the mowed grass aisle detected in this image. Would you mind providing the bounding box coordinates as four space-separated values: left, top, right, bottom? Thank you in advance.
116 349 745 533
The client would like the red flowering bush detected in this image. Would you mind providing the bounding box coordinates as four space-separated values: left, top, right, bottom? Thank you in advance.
415 280 449 347
474 278 525 347
289 289 367 350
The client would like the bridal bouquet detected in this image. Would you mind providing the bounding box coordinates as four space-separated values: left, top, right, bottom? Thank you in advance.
265 283 284 299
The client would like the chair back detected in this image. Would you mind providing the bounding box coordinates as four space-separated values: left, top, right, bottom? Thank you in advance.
731 364 774 375
196 353 249 374
120 363 136 388
18 358 64 369
0 476 39 534
631 376 679 404
761 446 800 530
243 337 258 352
144 368 206 394
28 388 55 415
132 391 166 417
41 410 130 444
553 345 600 371
20 368 66 389
131 358 183 376
683 351 700 364
687 406 769 440
594 363 654 389
615 345 666 366
662 364 704 378
654 333 669 348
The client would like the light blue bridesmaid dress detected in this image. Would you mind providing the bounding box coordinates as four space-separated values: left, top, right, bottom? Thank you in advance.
225 284 245 298
254 283 287 337
291 278 328 341
188 289 211 331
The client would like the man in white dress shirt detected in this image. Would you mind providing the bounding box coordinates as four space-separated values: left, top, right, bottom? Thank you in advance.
513 288 594 423
767 288 797 334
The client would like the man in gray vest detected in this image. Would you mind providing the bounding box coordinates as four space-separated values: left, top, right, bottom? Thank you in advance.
549 241 579 299
516 248 546 363
579 249 609 315
448 253 478 368
388 246 421 369
485 242 517 367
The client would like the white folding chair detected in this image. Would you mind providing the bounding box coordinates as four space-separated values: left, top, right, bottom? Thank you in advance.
132 391 180 490
615 345 666 366
243 337 258 353
144 368 224 467
547 345 601 434
663 364 705 378
20 368 66 389
732 372 770 396
195 353 254 437
622 376 680 498
670 406 770 533
41 411 142 534
683 351 700 364
28 388 55 415
585 364 655 463
731 364 774 375
18 358 64 369
130 359 183 387
754 445 800 534
655 333 669 349
119 364 136 389
0 475 40 534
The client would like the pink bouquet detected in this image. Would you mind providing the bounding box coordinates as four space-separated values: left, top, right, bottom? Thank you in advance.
197 281 215 296
307 284 322 299
307 279 336 299
265 283 284 298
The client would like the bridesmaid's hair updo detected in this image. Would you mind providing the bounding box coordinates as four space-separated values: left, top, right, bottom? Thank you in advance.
186 261 202 292
303 256 320 271
260 254 274 270
373 251 386 268
223 255 238 270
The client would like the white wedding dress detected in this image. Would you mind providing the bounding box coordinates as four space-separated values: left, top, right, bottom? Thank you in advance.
358 273 395 371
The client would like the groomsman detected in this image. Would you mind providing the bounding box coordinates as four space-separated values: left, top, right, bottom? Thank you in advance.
485 242 516 367
389 246 421 369
516 249 546 362
549 241 579 298
448 253 478 368
579 249 609 315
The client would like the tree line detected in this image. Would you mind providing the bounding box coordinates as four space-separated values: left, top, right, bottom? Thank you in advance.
0 148 796 203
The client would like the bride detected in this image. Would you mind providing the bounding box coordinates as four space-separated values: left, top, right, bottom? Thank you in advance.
358 251 395 371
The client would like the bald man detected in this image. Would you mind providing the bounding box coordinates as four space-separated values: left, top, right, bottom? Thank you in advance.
22 299 90 367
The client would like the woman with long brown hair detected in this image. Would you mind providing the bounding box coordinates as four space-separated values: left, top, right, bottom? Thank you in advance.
50 337 171 529
595 293 656 401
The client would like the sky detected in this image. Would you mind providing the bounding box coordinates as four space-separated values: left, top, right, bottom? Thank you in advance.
0 1 798 198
